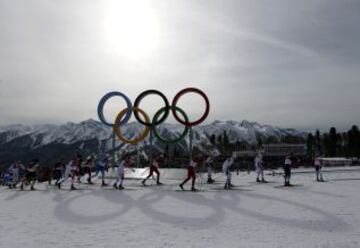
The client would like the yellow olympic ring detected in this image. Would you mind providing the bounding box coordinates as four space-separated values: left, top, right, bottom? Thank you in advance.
113 107 150 145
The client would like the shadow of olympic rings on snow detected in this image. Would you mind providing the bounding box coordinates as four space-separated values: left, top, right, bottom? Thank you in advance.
51 183 350 231
52 185 226 229
53 189 133 225
136 187 226 229
214 190 350 232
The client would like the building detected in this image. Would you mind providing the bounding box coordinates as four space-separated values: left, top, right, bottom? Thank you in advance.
263 143 307 157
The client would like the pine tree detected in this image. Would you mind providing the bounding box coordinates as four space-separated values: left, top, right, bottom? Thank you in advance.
336 133 343 156
306 133 315 158
323 133 331 157
217 134 223 146
164 144 169 158
210 134 216 145
348 125 360 157
315 130 322 154
355 125 360 157
223 131 229 147
341 132 349 157
327 127 337 157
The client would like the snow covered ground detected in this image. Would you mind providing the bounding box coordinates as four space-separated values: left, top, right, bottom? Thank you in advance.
1 167 360 248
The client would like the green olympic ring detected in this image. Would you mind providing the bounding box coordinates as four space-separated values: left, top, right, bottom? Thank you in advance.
152 106 189 144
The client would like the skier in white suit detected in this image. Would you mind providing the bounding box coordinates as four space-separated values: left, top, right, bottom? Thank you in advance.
113 155 134 190
58 159 77 190
254 152 267 183
223 153 236 189
314 156 324 182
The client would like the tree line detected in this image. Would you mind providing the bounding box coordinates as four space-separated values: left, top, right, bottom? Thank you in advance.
209 131 305 154
307 125 360 158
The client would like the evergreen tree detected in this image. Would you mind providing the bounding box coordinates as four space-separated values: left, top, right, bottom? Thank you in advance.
173 147 178 159
348 125 360 157
354 125 360 156
315 130 322 154
323 133 331 157
223 131 229 147
217 134 223 146
306 133 315 158
164 144 170 158
341 132 348 156
336 133 343 156
328 127 337 157
210 134 216 145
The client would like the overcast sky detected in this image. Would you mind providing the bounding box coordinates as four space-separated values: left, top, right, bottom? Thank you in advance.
0 0 359 131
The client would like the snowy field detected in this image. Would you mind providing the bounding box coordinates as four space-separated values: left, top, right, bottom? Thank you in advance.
1 167 360 248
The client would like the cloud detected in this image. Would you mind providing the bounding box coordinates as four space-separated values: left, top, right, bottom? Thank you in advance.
0 0 359 131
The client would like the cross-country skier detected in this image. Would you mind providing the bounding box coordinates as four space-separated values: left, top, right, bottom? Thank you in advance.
3 171 12 188
113 155 134 190
314 156 324 182
96 155 109 187
58 159 78 190
75 153 83 183
142 154 164 186
283 153 297 186
9 161 22 188
223 153 236 189
82 156 94 184
53 161 64 188
254 152 267 183
20 159 40 191
205 154 216 184
179 154 203 191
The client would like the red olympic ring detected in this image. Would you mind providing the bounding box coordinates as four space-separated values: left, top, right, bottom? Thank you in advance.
172 87 210 127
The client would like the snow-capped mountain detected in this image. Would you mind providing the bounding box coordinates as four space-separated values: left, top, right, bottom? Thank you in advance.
201 120 305 143
0 119 306 148
0 119 306 166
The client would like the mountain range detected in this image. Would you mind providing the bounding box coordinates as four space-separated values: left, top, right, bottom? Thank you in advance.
0 119 306 167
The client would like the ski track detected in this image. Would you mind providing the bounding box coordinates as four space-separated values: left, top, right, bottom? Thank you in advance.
1 168 360 248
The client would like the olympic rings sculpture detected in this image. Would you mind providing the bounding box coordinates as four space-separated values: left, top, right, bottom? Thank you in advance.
97 87 210 145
